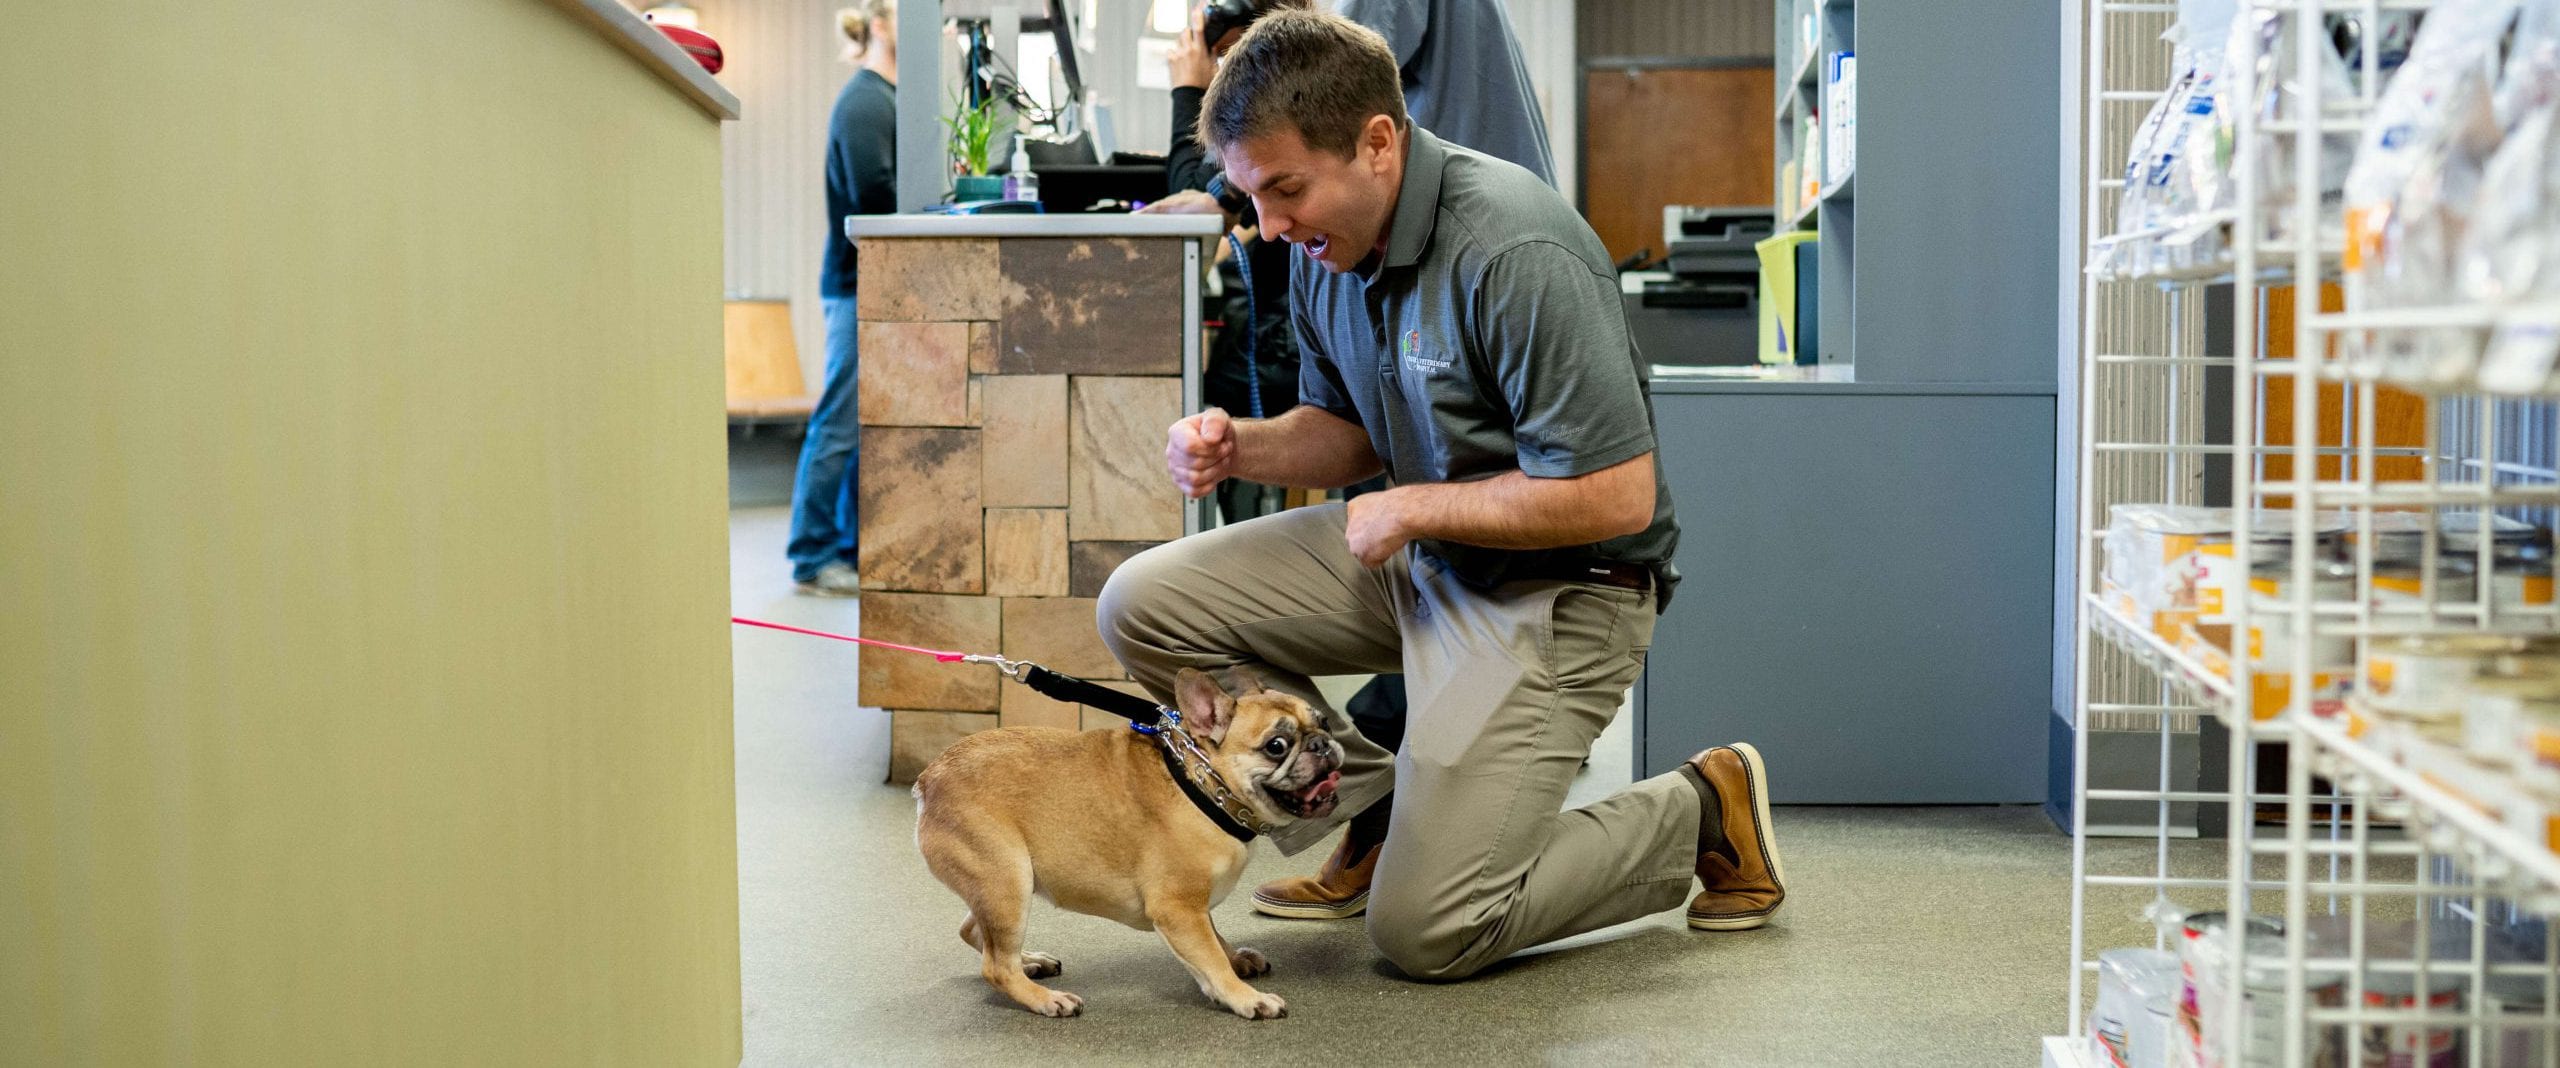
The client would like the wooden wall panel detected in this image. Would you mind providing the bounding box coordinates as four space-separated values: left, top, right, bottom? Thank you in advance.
1002 597 1123 681
985 508 1070 597
857 321 972 426
996 239 1184 375
859 594 1002 711
1071 377 1184 541
980 374 1071 508
1578 0 1769 61
1069 541 1156 599
858 239 1007 322
890 711 1000 783
1580 66 1775 263
858 428 986 593
857 235 1192 780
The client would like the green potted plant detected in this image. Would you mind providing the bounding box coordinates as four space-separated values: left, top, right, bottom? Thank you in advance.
945 95 1005 202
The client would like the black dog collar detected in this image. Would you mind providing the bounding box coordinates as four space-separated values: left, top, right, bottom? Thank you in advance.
1156 737 1261 843
1014 664 1265 841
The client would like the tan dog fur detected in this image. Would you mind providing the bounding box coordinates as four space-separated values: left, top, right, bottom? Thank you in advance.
913 668 1344 1019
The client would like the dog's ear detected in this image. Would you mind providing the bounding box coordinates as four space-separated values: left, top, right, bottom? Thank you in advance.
1173 667 1235 745
1229 667 1270 698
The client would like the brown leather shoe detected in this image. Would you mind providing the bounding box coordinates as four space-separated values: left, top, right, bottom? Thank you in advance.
1250 833 1381 920
1688 743 1786 931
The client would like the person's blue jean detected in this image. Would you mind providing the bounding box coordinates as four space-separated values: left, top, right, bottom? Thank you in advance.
788 297 861 582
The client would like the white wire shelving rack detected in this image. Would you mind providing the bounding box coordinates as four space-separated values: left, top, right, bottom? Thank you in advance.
2056 0 2560 1065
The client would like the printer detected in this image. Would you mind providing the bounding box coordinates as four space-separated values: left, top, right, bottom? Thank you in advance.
1621 206 1774 367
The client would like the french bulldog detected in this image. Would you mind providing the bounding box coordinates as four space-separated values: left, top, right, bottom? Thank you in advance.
913 668 1344 1019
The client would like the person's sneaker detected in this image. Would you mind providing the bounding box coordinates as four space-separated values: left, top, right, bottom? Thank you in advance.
794 561 861 597
1687 743 1786 931
1250 832 1381 919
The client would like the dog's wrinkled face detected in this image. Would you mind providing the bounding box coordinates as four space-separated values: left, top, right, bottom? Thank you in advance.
1173 668 1344 825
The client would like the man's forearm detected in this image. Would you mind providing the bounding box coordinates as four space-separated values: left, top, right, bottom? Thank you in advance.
1230 406 1384 489
1384 454 1657 550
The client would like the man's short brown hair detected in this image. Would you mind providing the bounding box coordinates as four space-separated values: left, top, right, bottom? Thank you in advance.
1197 10 1408 159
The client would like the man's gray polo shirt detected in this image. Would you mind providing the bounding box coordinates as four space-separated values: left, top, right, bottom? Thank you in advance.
1336 0 1555 186
1291 127 1681 597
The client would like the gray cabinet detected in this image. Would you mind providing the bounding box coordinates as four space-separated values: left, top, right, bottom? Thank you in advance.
1770 0 2064 384
1637 385 2055 803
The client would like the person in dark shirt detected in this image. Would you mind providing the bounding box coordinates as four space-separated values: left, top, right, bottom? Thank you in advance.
1159 2 1307 526
790 3 900 596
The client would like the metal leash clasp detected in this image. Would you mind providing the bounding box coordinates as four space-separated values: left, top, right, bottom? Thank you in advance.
959 652 1027 680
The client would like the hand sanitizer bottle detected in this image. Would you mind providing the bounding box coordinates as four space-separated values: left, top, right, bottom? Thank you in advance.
1003 135 1039 204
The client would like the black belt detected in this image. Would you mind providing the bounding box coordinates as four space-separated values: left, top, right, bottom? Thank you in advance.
1515 556 1655 592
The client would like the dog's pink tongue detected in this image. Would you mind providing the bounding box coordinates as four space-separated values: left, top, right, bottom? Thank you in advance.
1299 770 1341 803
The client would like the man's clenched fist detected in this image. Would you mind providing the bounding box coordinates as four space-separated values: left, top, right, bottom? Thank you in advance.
1167 407 1236 499
1343 489 1413 568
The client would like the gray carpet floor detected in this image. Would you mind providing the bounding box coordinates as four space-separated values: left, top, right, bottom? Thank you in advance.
728 504 2224 1066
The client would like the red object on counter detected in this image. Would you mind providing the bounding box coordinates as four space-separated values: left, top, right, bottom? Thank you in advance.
654 24 724 74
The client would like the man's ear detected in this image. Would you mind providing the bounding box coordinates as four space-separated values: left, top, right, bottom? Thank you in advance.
1362 114 1399 175
1173 667 1236 745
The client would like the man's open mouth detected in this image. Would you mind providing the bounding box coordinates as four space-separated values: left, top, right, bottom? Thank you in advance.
1305 235 1330 259
1264 769 1341 818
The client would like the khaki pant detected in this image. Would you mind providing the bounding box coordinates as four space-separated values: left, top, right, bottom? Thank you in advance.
1096 504 1700 980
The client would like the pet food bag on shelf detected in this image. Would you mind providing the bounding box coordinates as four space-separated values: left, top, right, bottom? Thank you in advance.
2099 59 2207 280
2342 0 2523 296
2097 0 2240 278
2220 8 2417 251
2463 4 2560 393
2342 0 2521 385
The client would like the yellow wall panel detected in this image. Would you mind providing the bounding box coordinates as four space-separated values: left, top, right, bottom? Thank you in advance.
0 2 739 1063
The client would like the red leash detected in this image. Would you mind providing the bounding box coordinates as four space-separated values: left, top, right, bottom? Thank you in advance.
730 615 1181 750
730 616 971 662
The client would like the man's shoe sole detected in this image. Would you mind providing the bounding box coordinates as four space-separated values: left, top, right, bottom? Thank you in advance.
1687 741 1785 931
1250 890 1368 920
793 583 861 598
1686 909 1777 931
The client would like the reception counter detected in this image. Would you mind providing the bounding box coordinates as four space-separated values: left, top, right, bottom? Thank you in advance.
844 214 1223 779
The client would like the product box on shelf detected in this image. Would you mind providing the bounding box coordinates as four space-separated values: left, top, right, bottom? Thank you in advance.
1824 52 1855 187
1799 112 1821 210
2100 505 2348 642
2330 634 2560 860
2131 907 2560 1068
2183 622 2347 721
2347 707 2560 860
2102 504 2231 640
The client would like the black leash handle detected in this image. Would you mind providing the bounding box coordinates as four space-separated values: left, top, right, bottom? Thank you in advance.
1019 665 1167 724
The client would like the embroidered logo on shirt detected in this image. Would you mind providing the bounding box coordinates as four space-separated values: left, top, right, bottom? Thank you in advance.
1399 329 1453 375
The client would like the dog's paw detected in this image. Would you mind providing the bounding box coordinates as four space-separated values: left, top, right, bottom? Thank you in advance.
1027 988 1084 1018
1227 946 1269 978
1224 990 1287 1020
1021 951 1063 979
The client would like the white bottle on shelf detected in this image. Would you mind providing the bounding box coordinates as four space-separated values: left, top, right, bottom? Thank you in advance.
1003 134 1039 204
